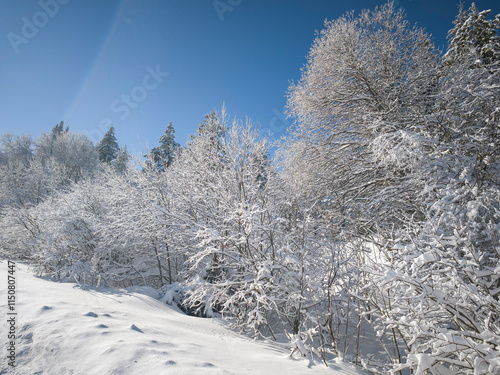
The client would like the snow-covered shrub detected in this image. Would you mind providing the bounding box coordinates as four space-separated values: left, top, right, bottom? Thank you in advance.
282 1 500 372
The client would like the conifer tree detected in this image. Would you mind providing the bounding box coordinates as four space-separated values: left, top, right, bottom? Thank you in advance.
113 146 130 174
96 126 119 163
444 2 500 66
148 122 179 171
51 121 68 138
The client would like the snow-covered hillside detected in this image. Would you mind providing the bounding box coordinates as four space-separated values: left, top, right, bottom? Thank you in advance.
0 261 365 375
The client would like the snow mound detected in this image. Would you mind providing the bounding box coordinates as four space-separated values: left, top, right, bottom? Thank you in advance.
0 261 365 375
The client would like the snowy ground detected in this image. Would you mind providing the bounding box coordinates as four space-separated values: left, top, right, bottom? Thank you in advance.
0 261 366 375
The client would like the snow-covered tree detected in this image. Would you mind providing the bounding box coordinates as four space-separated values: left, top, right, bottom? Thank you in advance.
445 3 500 67
0 129 98 210
51 121 68 138
374 4 500 373
0 133 33 166
96 126 119 163
168 109 280 320
35 130 99 186
112 146 130 174
284 1 439 235
147 122 180 171
436 3 500 184
282 2 500 372
0 134 34 208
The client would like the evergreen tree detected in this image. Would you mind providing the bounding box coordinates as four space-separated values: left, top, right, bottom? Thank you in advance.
193 111 226 142
148 122 179 171
113 146 130 174
96 126 119 163
51 121 68 139
437 2 500 179
190 110 228 171
444 3 500 66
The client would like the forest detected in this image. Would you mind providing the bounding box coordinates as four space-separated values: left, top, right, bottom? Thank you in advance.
1 2 499 374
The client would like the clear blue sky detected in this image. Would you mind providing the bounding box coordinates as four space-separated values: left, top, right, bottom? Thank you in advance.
1 0 499 156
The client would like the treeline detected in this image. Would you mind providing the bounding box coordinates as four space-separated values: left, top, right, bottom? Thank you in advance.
1 2 499 374
0 122 128 211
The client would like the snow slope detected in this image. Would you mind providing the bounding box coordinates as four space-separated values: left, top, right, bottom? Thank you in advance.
0 261 365 375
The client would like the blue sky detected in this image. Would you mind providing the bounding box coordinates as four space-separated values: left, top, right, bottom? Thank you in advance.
1 0 499 156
